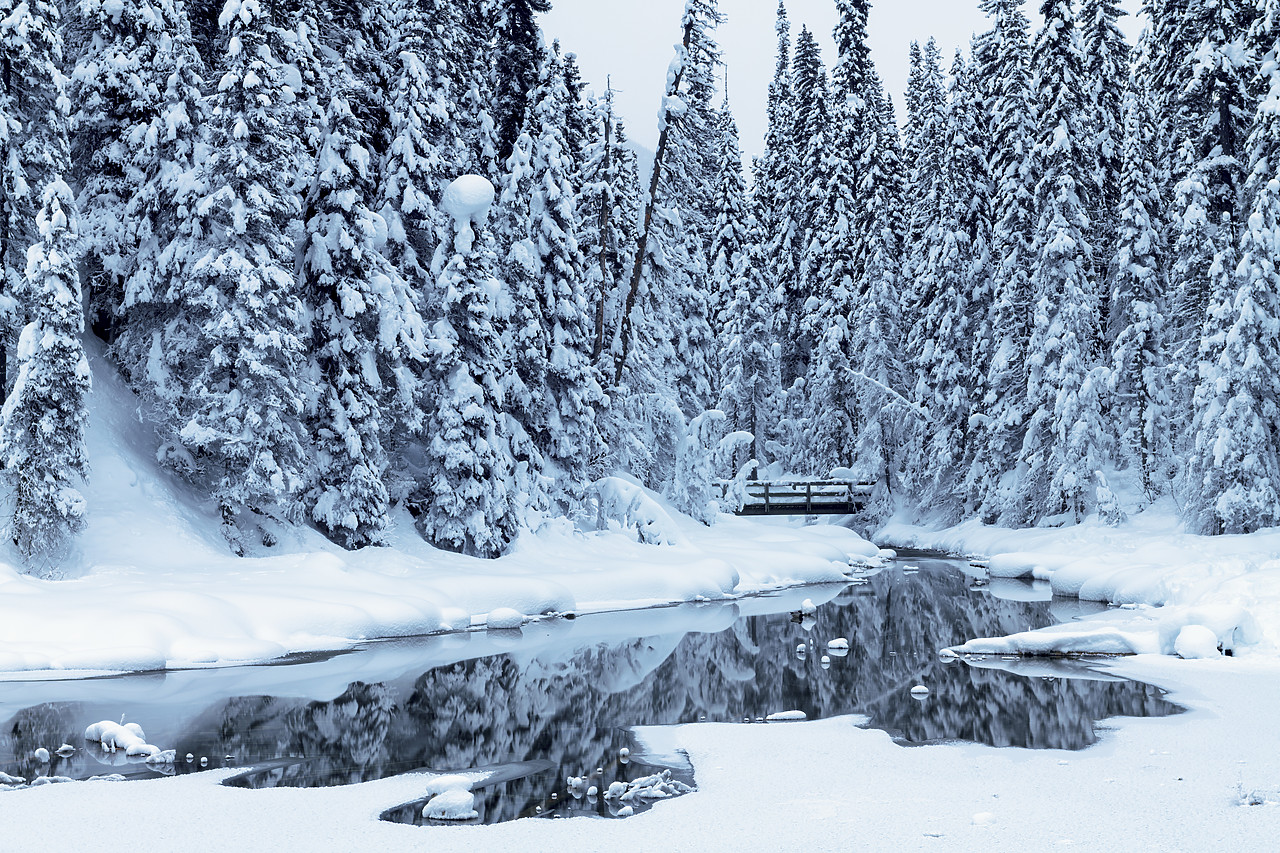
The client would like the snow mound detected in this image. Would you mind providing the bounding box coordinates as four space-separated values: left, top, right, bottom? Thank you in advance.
1174 625 1221 659
485 608 524 630
422 789 477 821
766 710 807 722
83 721 161 758
440 175 495 227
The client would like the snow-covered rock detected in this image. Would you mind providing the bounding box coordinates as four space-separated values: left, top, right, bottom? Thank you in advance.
422 790 477 821
1174 625 1221 660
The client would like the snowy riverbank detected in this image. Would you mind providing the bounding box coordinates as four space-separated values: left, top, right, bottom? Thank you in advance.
880 506 1280 660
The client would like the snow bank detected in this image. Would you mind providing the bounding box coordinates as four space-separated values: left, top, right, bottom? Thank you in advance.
0 345 881 677
881 507 1280 658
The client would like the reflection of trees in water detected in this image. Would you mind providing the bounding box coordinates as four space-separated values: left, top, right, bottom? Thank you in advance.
5 564 1179 803
2 703 84 781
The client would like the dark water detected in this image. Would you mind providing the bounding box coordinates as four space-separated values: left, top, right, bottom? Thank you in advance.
0 553 1178 824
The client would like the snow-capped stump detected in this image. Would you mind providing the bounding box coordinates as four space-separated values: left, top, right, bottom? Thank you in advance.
617 805 635 817
766 710 808 722
485 608 524 630
820 655 831 669
1174 625 1221 659
84 721 161 758
422 789 478 821
795 642 807 661
33 748 49 763
910 685 930 700
827 638 850 657
587 785 599 799
55 744 75 758
618 747 631 764
605 780 628 800
800 598 817 615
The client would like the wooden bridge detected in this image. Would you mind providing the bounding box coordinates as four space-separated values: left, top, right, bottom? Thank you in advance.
722 480 873 517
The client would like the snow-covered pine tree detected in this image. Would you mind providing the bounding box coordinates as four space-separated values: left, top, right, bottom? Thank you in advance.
498 42 605 503
300 83 428 548
717 209 780 473
848 81 911 512
375 0 463 287
709 98 751 345
901 38 946 315
490 0 551 163
965 0 1037 521
417 178 520 557
1109 67 1171 501
782 26 830 389
1017 0 1106 525
907 52 984 520
0 180 91 567
456 0 502 179
146 0 311 551
1079 0 1130 338
577 83 641 365
1182 4 1280 535
799 93 862 476
0 0 72 393
65 0 204 345
1177 0 1257 225
756 2 799 392
1184 200 1280 534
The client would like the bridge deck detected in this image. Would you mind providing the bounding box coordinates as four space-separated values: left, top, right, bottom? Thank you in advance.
723 480 872 516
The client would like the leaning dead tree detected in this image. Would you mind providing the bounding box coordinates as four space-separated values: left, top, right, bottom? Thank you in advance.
612 13 697 386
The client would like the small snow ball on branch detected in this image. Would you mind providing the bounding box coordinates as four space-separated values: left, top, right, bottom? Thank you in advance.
441 175 496 254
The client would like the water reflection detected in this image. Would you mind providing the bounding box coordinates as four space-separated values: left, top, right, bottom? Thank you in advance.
1 554 1178 824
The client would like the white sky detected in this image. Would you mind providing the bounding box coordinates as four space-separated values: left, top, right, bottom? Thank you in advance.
543 0 1144 160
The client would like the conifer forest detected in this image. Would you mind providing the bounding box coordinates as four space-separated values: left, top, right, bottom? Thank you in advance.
2 0 1278 567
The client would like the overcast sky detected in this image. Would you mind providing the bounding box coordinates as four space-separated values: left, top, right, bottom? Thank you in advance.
543 0 1144 161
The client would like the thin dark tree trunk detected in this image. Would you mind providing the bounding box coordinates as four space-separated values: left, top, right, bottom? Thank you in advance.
613 18 696 386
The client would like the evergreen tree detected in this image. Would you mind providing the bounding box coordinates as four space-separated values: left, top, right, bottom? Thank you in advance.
0 181 91 566
1109 69 1171 500
966 0 1037 520
300 88 427 548
147 0 311 550
1080 0 1130 335
376 0 464 286
498 44 605 500
901 38 946 313
756 2 798 393
0 0 71 391
784 26 829 389
800 95 862 475
418 181 520 557
717 213 780 472
65 0 205 343
907 53 983 519
577 84 641 365
1018 0 1105 524
1184 202 1280 534
709 98 751 340
490 0 551 163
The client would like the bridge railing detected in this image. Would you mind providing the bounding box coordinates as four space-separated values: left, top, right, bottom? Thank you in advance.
716 479 874 516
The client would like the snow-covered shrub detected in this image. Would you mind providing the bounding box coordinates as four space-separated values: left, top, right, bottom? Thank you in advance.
590 477 686 546
671 410 727 525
